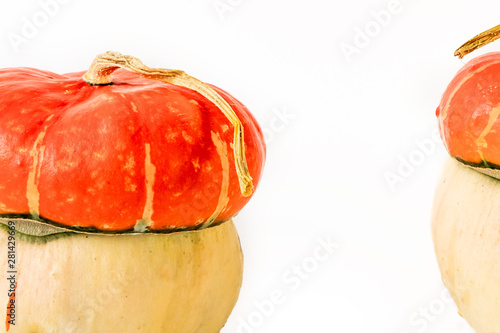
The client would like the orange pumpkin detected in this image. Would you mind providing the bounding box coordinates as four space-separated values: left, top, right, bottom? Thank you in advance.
436 51 500 168
0 51 265 231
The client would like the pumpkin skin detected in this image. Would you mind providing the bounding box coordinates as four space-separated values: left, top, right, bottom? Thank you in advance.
0 67 265 231
436 52 500 167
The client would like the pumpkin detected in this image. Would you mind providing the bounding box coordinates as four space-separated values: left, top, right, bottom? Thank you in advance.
433 24 500 332
433 158 500 332
0 51 265 332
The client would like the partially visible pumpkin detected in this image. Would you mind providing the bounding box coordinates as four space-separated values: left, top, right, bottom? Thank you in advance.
0 51 266 332
433 24 500 332
0 219 243 333
436 51 500 169
432 158 500 333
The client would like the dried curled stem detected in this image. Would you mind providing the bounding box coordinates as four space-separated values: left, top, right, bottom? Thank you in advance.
455 24 500 59
83 51 253 197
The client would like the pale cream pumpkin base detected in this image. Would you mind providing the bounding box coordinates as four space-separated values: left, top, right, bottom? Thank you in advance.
432 158 500 332
0 219 243 333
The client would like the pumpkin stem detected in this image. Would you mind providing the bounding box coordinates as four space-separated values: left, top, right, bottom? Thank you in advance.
455 24 500 59
83 51 253 196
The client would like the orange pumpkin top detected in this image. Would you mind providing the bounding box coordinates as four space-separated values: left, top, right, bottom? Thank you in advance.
437 52 500 167
0 52 265 232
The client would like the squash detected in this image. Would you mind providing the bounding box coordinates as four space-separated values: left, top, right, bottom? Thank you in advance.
433 24 500 332
0 219 243 333
432 158 500 332
0 51 265 332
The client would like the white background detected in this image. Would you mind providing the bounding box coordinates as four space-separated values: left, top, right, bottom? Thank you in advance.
1 0 499 332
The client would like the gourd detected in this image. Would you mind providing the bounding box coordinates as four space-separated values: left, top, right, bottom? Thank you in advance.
0 51 265 332
433 24 500 332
